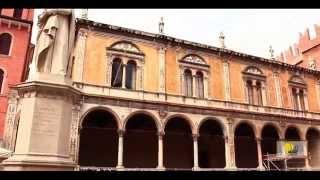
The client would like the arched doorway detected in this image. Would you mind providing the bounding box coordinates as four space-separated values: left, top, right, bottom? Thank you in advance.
234 122 258 168
306 128 320 168
285 126 305 168
198 119 225 168
123 113 158 168
78 109 118 167
261 124 281 169
164 116 193 169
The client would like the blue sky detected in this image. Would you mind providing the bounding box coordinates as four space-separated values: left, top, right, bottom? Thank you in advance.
32 9 320 58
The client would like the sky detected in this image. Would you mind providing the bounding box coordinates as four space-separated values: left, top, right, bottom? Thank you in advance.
31 9 320 58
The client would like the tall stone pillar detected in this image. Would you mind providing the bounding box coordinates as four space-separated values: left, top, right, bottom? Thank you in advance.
192 134 199 170
225 118 236 169
256 138 264 170
2 9 80 171
157 131 165 170
116 130 124 169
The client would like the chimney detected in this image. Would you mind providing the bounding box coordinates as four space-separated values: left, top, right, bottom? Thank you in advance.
81 9 88 19
159 17 164 34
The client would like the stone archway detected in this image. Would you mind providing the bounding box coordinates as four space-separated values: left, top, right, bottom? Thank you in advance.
123 113 158 168
198 119 225 168
306 128 320 168
261 124 281 169
234 122 258 168
164 116 193 169
284 126 305 168
78 109 119 167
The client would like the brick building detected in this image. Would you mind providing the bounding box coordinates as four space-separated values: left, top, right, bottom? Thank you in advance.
0 9 33 141
277 24 320 71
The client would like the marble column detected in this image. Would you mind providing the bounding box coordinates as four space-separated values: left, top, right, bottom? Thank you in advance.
261 81 267 106
192 75 197 98
226 119 236 169
116 130 124 169
296 88 302 111
192 134 199 170
256 138 264 169
157 131 165 170
121 64 127 89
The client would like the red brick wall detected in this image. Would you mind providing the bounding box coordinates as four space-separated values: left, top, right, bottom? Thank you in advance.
0 9 33 137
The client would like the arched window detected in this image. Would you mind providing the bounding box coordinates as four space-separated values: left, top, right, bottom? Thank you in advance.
0 69 4 93
184 69 193 97
0 33 12 55
289 76 307 111
111 58 123 88
125 60 136 90
246 80 254 105
195 71 204 98
243 66 265 106
13 9 23 19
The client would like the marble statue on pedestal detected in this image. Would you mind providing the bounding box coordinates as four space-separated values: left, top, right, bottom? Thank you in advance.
29 9 75 79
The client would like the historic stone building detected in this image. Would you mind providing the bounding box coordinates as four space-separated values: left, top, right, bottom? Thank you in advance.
0 9 33 142
2 11 320 171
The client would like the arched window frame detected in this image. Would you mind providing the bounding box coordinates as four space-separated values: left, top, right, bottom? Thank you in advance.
179 54 209 99
242 66 266 106
288 75 308 111
0 32 13 56
106 41 145 91
0 68 7 95
13 9 23 19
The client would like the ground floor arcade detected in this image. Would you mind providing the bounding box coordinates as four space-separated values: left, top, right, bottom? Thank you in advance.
69 101 320 171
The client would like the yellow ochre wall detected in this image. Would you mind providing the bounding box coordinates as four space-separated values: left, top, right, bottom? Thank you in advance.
78 30 320 112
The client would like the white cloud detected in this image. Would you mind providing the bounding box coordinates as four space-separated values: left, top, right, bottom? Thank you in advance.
32 9 320 58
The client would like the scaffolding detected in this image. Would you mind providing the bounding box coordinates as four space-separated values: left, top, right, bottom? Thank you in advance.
263 140 308 171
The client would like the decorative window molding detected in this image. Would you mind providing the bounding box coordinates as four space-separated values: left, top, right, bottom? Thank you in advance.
242 66 266 106
179 54 208 67
288 75 308 111
179 54 209 99
106 41 144 91
107 41 144 56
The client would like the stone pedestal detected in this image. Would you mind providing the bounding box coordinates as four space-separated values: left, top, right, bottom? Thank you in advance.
2 80 80 171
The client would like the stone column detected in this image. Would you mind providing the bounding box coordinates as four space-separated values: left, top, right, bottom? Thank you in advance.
256 138 264 169
225 119 236 169
122 64 127 89
73 29 87 83
296 88 302 111
203 75 208 99
192 134 199 170
303 89 309 111
261 81 267 106
157 131 165 170
158 47 166 94
273 72 282 108
303 139 311 169
192 75 197 98
116 130 124 169
224 136 230 168
223 61 231 101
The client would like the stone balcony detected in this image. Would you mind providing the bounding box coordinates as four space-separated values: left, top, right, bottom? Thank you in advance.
73 82 320 120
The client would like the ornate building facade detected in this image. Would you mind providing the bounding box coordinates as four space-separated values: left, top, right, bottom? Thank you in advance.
0 9 33 142
3 15 320 171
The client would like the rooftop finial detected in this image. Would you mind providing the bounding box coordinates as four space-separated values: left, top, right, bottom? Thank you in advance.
159 17 164 34
219 32 225 48
81 9 88 19
269 45 275 60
